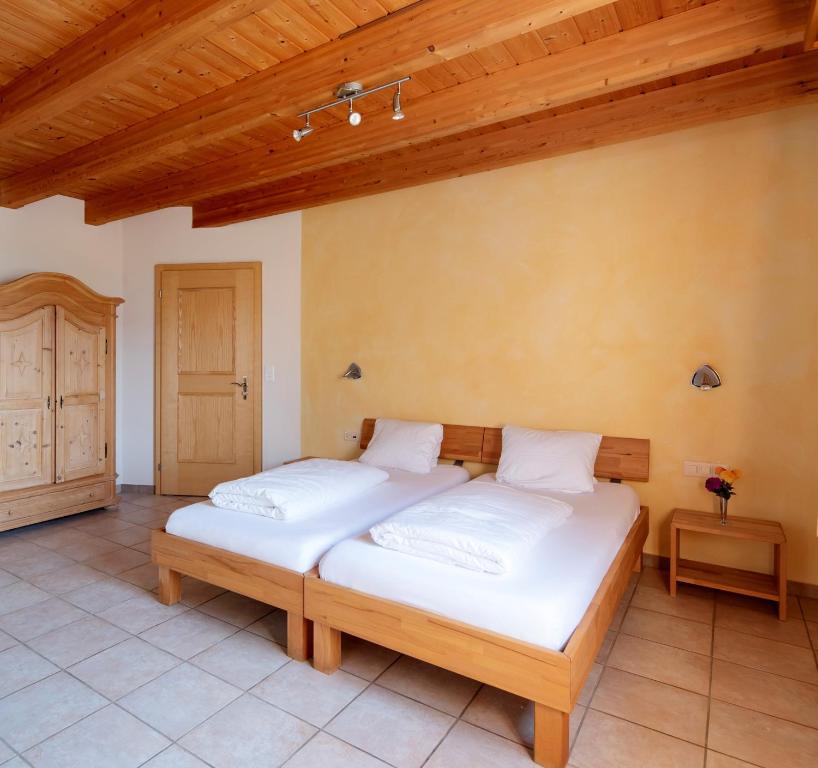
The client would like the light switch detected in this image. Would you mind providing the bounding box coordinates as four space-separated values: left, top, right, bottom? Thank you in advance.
264 365 275 382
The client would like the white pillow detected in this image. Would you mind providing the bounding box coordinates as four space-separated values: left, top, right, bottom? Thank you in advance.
359 418 443 474
496 425 602 493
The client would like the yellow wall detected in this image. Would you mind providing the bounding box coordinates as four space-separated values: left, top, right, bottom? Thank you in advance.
302 103 818 585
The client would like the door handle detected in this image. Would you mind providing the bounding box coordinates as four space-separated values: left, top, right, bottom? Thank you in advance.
231 376 248 400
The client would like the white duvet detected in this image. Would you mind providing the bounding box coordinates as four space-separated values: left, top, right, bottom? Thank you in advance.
209 459 388 520
369 481 572 574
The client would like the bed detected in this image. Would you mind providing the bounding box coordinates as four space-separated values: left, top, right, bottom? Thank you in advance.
150 419 478 660
304 426 649 768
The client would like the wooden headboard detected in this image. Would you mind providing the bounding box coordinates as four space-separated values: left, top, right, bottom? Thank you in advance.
360 419 650 482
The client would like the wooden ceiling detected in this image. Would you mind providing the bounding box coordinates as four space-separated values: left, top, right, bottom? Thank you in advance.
0 0 817 227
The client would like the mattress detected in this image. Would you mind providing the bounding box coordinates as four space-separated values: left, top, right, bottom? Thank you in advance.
318 475 640 650
165 464 469 573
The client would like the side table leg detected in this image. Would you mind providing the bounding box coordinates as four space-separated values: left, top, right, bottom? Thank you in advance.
669 525 678 597
775 542 787 621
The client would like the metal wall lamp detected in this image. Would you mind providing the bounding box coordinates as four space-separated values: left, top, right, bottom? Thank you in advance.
293 77 411 142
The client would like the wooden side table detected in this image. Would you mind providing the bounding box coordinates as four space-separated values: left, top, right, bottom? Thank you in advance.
669 508 787 620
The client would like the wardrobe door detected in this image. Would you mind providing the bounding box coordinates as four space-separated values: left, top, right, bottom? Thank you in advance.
55 307 106 483
0 307 54 492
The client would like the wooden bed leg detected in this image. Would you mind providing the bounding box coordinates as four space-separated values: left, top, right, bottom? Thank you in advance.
286 612 313 662
533 703 569 768
633 552 643 573
313 622 342 675
157 566 181 605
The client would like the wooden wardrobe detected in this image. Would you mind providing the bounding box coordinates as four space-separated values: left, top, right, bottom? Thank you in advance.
0 273 122 530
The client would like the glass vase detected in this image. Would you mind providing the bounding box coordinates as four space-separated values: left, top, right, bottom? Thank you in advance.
719 496 729 526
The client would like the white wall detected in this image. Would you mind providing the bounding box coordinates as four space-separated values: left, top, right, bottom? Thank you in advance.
121 207 301 485
0 198 302 487
0 197 125 476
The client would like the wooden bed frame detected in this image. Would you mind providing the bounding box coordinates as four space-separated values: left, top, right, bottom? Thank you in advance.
306 426 650 768
150 418 488 660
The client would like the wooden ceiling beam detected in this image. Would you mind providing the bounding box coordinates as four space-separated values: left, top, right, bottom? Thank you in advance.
191 52 818 227
807 0 818 49
0 0 277 143
0 0 613 208
85 0 809 224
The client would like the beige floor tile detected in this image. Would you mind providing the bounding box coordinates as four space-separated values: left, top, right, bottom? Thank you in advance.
63 576 143 613
571 710 704 768
57 536 121 562
711 659 818 729
638 567 669 591
73 517 135 537
0 739 13 762
197 592 272 628
608 634 711 694
426 721 533 768
0 672 106 751
84 548 150 576
142 745 211 768
326 685 454 768
0 627 17 652
179 577 227 608
98 593 188 634
706 751 759 767
577 663 603 707
340 636 399 681
23 704 169 768
100 525 152 547
0 581 50 616
120 663 241 740
715 599 810 647
631 584 714 624
708 699 818 768
2 548 74 580
283 732 390 768
180 694 315 768
713 628 818 684
801 596 818 622
25 528 96 552
0 568 18 588
131 539 153 554
0 597 86 642
377 656 480 716
118 563 160 590
595 629 616 664
192 631 289 689
140 611 237 659
253 660 367 727
621 606 712 655
461 685 533 746
69 637 179 699
590 667 709 745
245 610 287 646
0 645 58 698
28 616 129 668
29 564 105 595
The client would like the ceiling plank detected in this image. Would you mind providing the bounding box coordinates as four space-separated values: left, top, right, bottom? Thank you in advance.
0 0 280 142
191 52 818 226
0 0 614 208
84 0 809 224
807 0 818 49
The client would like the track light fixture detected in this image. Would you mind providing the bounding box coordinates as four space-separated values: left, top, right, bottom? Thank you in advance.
293 76 410 142
292 114 313 142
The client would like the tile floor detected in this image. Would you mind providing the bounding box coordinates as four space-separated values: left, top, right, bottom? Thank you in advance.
1 493 817 767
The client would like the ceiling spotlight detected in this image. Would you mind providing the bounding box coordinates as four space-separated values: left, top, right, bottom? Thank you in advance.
392 83 405 121
348 101 362 127
292 115 313 142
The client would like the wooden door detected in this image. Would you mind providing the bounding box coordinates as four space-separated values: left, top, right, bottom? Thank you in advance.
157 263 261 496
55 307 107 483
0 307 54 492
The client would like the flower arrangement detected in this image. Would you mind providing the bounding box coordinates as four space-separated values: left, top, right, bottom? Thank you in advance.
705 466 742 525
705 466 742 500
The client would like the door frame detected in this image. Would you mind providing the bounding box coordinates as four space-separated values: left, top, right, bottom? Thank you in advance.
154 262 262 495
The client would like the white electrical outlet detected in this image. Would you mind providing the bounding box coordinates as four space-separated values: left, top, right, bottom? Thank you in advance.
344 430 359 442
684 461 729 477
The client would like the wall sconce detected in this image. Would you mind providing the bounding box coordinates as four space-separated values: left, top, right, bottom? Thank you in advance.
342 362 362 380
691 364 721 390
